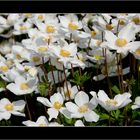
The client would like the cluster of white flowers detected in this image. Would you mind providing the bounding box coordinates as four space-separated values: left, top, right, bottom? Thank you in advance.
0 13 140 126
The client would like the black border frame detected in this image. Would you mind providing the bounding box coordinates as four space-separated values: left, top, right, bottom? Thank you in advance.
0 0 140 139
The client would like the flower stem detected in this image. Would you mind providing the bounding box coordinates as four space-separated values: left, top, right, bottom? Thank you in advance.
63 65 71 100
24 95 32 121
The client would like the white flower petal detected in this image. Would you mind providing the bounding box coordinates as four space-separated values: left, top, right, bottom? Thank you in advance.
84 111 99 122
22 120 37 126
37 97 52 107
75 91 89 107
47 108 59 121
118 22 135 42
75 120 85 126
98 90 110 102
50 92 64 105
65 102 79 113
36 116 48 125
13 100 26 111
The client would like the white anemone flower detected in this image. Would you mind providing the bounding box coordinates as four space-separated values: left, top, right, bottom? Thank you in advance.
50 42 77 66
75 120 85 126
6 76 38 95
22 116 63 127
132 96 140 110
65 91 99 122
13 20 32 35
0 62 9 74
37 93 71 121
59 14 83 33
97 90 132 111
0 98 26 120
34 14 59 36
105 22 140 55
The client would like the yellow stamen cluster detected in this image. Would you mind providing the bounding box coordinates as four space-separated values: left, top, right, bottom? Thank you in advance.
38 46 48 53
106 24 113 30
90 31 97 37
68 22 78 30
38 15 44 20
135 49 140 55
53 101 62 110
5 103 14 111
105 99 118 106
39 124 47 127
20 83 29 90
16 54 22 60
115 38 127 47
60 49 71 57
25 13 31 17
0 66 9 72
119 20 125 25
132 17 140 25
94 54 103 60
46 25 55 33
32 56 41 63
78 105 88 113
20 26 27 31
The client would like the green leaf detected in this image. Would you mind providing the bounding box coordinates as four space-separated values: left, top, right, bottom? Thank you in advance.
111 85 120 94
0 79 6 88
37 82 49 96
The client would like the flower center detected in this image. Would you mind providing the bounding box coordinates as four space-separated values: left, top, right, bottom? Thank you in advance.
20 83 29 90
38 15 44 20
90 31 97 37
78 56 84 61
20 26 27 31
25 13 31 17
119 20 125 25
96 40 102 46
132 17 140 25
46 25 55 33
38 46 48 53
53 101 62 110
39 124 47 127
5 103 14 111
0 66 9 72
60 49 71 57
105 99 118 106
68 22 78 30
106 24 113 30
32 56 41 63
135 49 140 55
16 54 22 60
78 105 88 113
115 38 127 47
94 54 103 60
64 90 71 97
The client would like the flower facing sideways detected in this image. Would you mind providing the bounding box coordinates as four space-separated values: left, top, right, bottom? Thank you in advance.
96 90 132 111
6 76 38 95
